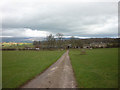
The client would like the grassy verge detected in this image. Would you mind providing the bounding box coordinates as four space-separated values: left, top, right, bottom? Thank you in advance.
69 48 118 88
2 50 65 88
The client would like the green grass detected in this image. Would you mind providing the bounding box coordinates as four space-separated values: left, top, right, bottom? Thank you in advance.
69 48 118 88
2 50 65 88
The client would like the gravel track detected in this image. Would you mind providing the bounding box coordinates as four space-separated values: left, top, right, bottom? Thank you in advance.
21 50 77 88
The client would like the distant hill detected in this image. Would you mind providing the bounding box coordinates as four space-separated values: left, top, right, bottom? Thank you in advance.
1 37 76 43
1 37 119 43
1 37 33 43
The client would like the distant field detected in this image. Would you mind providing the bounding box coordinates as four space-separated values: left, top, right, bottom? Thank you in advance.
69 48 118 88
2 50 65 88
2 43 34 49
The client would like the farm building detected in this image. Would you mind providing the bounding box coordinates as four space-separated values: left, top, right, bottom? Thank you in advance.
83 44 90 48
90 42 107 48
83 42 107 48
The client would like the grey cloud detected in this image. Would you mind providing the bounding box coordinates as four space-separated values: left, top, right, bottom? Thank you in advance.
1 1 118 38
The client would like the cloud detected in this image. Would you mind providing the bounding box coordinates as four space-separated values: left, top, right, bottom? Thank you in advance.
83 17 118 35
24 29 50 37
2 28 51 37
1 0 118 38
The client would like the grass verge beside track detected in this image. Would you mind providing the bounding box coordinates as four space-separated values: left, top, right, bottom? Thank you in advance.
2 50 65 88
69 48 118 88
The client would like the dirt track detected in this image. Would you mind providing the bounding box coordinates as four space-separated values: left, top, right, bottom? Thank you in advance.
21 50 77 88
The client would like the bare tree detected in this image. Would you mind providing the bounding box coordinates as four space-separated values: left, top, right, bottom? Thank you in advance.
56 33 63 40
70 36 76 48
46 34 55 48
33 41 41 48
56 33 64 48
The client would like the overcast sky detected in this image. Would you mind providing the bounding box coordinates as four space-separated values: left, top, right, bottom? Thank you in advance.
1 0 119 38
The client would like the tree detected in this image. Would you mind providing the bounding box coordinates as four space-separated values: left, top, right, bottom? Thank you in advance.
46 34 55 48
56 33 64 48
70 36 76 48
33 41 41 48
33 41 37 45
56 33 63 40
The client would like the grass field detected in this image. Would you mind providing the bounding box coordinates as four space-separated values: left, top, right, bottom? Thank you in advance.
2 50 65 88
69 48 118 88
2 43 34 49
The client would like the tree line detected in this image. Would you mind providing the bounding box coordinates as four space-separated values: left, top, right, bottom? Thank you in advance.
33 33 120 50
